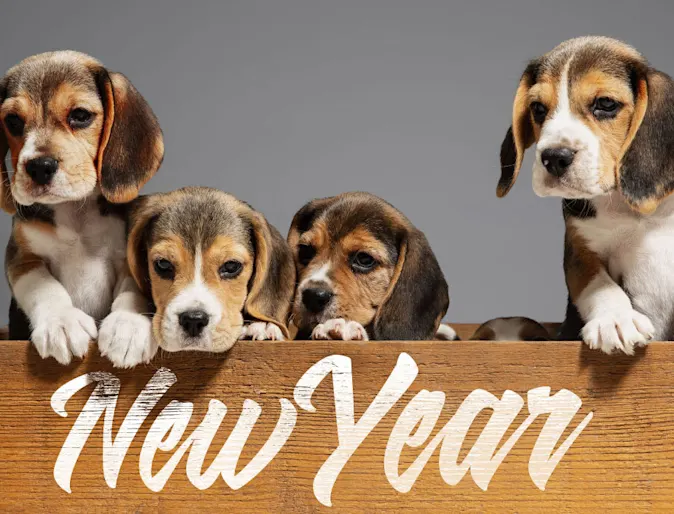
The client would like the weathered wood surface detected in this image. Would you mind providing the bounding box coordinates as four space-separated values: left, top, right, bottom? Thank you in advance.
0 327 671 512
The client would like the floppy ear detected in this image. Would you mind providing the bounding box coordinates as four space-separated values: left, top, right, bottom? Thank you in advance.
618 68 674 214
498 65 537 198
0 79 15 214
245 212 296 338
93 68 164 204
372 229 449 340
126 195 164 298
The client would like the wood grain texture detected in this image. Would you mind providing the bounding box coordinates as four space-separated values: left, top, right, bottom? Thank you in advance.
0 327 671 512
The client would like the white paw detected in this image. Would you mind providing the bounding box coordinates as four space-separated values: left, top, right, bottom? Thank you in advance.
240 322 285 341
31 306 97 365
436 324 459 341
98 311 157 368
311 318 369 341
582 310 655 355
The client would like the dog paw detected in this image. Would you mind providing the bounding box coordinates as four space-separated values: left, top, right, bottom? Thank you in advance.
311 318 369 341
31 306 97 365
435 324 459 341
98 311 157 368
240 322 285 341
582 310 654 355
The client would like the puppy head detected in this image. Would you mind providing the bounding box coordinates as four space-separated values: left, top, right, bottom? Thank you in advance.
499 36 674 214
288 192 449 340
128 187 294 352
470 317 550 341
0 51 163 213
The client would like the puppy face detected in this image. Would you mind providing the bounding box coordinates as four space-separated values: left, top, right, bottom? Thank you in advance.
288 192 449 340
128 187 294 352
499 36 674 214
0 51 163 212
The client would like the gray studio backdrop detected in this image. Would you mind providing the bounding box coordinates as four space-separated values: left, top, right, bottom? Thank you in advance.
0 0 672 324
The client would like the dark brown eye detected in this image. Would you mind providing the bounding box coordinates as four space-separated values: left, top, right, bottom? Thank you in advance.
592 97 621 120
219 260 242 279
68 108 94 129
154 258 175 279
298 244 316 266
530 102 548 124
351 251 377 273
3 113 24 137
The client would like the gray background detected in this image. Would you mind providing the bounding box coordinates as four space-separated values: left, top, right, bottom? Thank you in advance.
0 0 672 324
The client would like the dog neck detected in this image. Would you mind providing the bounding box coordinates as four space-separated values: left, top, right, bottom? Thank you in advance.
591 191 674 220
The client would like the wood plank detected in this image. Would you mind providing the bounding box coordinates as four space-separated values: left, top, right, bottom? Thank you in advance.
0 337 670 512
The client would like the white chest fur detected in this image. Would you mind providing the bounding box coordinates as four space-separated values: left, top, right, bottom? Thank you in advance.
573 194 674 339
21 199 126 321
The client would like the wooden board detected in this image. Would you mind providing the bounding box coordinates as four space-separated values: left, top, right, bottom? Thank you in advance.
0 329 671 512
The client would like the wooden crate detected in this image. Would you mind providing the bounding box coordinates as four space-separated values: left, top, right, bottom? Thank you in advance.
0 324 671 512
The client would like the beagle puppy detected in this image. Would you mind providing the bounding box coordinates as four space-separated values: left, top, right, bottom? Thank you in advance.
288 192 449 341
0 51 163 365
127 187 295 352
497 36 674 354
470 317 550 341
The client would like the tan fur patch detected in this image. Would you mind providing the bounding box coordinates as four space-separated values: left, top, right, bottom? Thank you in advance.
527 75 558 139
5 222 54 285
565 222 602 301
570 71 635 187
1 93 35 177
148 236 195 340
203 236 254 350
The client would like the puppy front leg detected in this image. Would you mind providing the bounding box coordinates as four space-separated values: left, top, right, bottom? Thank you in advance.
98 269 157 368
11 266 97 365
566 227 654 354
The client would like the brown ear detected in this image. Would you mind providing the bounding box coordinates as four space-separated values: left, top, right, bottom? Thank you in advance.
126 195 165 298
245 212 296 338
498 64 537 198
94 68 164 204
372 229 449 340
0 79 15 214
618 68 674 214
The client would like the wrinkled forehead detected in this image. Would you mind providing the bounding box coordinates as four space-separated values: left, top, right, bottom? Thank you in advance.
150 194 253 254
2 52 100 103
533 37 644 92
311 198 405 258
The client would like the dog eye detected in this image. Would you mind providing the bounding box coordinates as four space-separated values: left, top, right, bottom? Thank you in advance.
530 102 548 124
351 251 377 273
219 260 243 279
3 113 25 137
592 97 621 119
68 108 94 129
298 244 316 266
153 258 175 279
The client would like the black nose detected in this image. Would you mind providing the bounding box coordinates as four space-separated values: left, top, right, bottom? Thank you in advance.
541 148 575 177
178 310 209 337
302 288 334 313
25 157 58 186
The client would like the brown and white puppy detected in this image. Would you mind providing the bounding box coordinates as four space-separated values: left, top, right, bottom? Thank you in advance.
288 192 449 341
0 51 163 366
127 187 295 353
470 317 550 341
497 36 674 354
